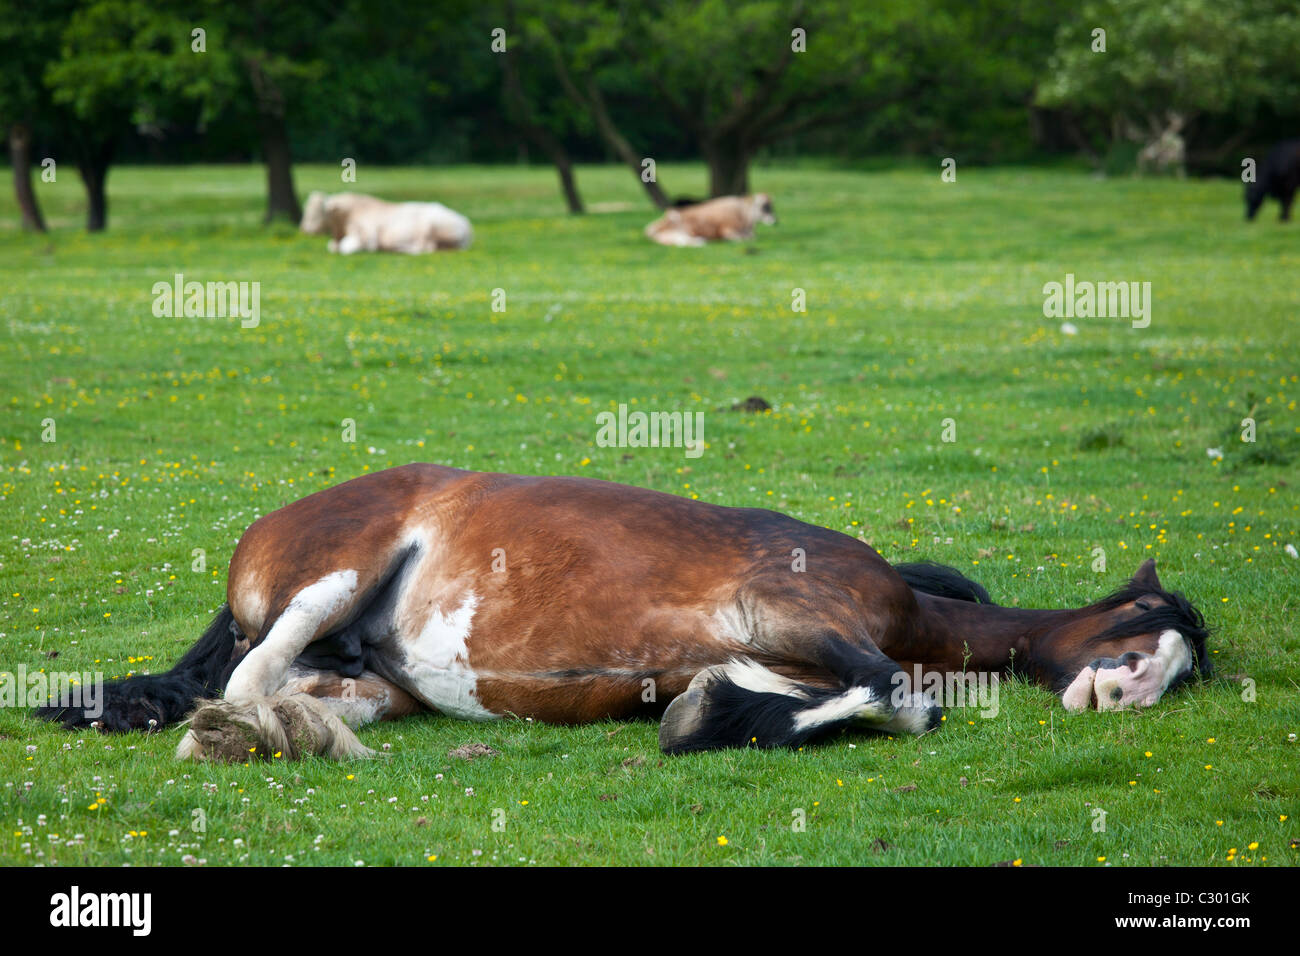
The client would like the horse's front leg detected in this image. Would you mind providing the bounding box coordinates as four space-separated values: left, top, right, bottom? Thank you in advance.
659 578 941 753
809 634 942 736
744 573 941 733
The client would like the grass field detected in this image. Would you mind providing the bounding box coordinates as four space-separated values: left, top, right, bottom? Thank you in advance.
0 162 1296 867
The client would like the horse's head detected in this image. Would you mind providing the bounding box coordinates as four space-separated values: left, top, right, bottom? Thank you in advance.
1039 559 1210 712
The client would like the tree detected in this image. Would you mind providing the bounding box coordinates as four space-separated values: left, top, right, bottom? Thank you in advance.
0 0 78 231
201 0 475 223
43 0 225 230
517 0 942 200
1036 0 1300 171
191 0 330 223
501 0 585 213
523 1 672 208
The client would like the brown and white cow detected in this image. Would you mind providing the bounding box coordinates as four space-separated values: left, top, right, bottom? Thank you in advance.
644 194 777 246
299 191 473 254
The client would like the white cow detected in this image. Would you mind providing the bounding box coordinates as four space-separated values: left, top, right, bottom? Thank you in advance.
300 191 473 254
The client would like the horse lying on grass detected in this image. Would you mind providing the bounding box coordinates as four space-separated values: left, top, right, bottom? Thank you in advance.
36 464 1210 760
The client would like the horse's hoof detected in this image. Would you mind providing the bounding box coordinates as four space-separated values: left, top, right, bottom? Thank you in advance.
180 698 270 762
878 692 944 735
176 694 373 762
659 685 708 754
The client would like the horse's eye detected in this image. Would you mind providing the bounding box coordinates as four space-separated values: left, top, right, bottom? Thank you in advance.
1135 599 1153 611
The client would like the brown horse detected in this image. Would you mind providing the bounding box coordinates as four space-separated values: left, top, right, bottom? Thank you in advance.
36 464 1210 760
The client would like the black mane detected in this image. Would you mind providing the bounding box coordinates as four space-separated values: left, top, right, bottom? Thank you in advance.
895 562 992 604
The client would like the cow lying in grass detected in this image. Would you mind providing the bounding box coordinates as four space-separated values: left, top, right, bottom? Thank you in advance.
644 194 777 246
1245 140 1300 222
299 191 473 253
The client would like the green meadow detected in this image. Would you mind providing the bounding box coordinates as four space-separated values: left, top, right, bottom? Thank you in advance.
0 163 1296 866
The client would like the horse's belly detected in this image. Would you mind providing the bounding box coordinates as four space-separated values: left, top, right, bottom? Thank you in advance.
464 614 742 723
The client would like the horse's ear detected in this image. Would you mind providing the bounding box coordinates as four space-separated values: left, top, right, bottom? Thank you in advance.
1131 558 1161 591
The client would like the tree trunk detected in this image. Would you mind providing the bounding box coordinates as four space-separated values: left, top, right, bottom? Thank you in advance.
75 138 113 232
10 124 47 232
259 113 301 223
502 115 586 214
500 19 584 214
542 40 669 210
551 151 583 214
246 56 301 224
583 80 671 209
705 140 752 197
81 164 107 232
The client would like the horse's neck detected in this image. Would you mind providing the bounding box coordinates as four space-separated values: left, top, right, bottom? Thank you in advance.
907 592 1076 674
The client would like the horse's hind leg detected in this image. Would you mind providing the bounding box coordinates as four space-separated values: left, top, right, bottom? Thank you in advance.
177 571 371 762
224 570 364 701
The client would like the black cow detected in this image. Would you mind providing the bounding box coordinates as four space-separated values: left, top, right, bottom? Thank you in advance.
1246 140 1300 222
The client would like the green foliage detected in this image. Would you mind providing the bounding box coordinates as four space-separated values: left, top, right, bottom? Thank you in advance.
7 0 1300 173
0 0 75 126
1037 0 1300 156
43 0 230 131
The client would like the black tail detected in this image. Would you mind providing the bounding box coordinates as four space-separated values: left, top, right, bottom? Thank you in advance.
33 605 244 732
895 562 992 604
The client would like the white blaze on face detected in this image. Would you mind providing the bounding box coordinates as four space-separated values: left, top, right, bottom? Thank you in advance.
405 590 496 720
1062 630 1192 712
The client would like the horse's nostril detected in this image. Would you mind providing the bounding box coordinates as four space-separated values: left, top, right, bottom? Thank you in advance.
1109 686 1124 702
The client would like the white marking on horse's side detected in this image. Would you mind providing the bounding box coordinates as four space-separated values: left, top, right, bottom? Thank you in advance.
404 590 497 720
225 570 359 702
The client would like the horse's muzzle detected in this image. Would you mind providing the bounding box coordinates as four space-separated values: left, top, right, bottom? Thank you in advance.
1061 631 1193 712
